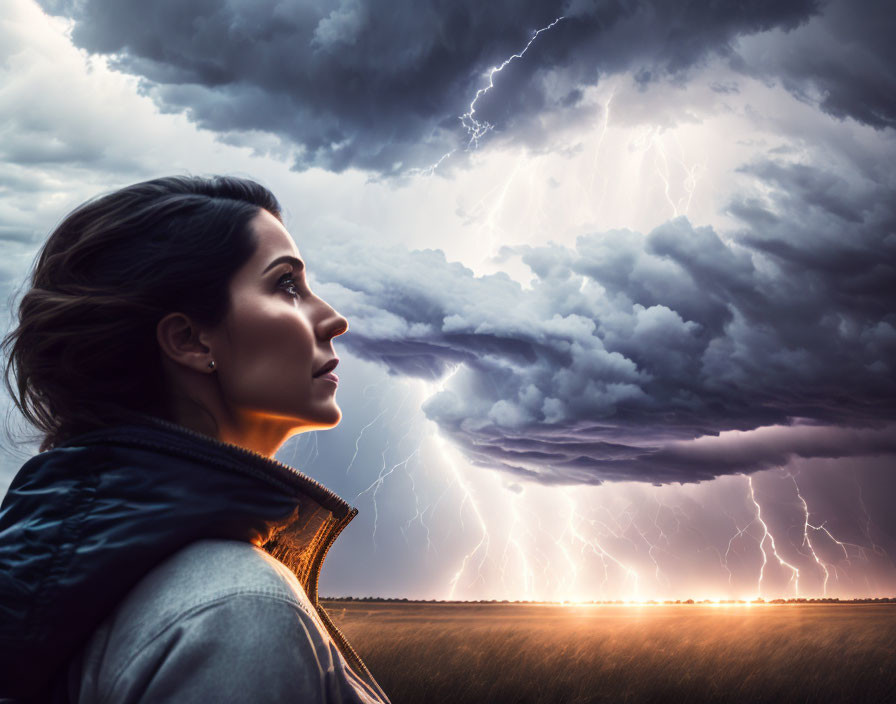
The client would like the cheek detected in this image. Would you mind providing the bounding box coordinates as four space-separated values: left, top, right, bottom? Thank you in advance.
220 300 315 397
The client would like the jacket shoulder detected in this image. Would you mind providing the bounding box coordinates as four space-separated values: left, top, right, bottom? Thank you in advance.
75 540 373 703
95 538 317 633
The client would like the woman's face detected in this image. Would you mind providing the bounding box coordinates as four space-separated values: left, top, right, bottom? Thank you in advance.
206 209 348 434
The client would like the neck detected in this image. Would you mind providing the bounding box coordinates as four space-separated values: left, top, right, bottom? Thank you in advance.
165 395 299 458
218 416 297 458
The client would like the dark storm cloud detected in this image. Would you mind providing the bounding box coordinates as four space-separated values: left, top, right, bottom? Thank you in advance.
308 158 896 484
738 0 896 130
37 0 822 175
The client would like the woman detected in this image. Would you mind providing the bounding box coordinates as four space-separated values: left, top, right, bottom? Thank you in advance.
0 176 390 703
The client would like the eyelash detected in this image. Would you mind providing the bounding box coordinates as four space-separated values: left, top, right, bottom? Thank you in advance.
277 273 301 298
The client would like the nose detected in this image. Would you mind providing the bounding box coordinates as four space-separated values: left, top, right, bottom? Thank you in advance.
315 300 348 341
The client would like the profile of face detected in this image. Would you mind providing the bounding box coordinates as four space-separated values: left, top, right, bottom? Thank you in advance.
197 209 348 441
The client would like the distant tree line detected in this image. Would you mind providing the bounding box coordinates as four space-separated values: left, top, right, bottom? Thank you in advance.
321 596 896 604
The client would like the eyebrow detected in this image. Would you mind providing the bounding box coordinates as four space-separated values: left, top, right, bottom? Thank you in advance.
263 255 305 275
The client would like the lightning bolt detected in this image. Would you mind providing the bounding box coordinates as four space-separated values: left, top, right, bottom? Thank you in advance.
413 149 456 178
676 133 702 215
443 431 491 600
561 489 639 601
784 468 893 597
480 154 527 255
400 458 435 552
345 406 388 474
283 428 319 468
460 16 565 149
587 88 615 199
630 126 704 220
411 367 492 600
342 369 891 602
415 16 566 176
354 444 388 547
518 499 558 594
500 493 536 600
650 129 678 217
627 493 684 590
356 445 421 549
723 510 759 589
781 471 835 596
747 475 800 598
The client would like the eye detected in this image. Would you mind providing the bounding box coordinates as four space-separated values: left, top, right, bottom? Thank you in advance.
277 273 301 298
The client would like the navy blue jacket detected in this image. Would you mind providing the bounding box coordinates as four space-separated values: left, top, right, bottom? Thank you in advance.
0 418 370 702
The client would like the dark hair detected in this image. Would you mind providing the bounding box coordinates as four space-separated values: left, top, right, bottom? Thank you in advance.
2 175 282 451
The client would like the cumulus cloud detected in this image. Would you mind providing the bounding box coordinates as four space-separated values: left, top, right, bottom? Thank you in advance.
309 156 896 484
36 0 828 175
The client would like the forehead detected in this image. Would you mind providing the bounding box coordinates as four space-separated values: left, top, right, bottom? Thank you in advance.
249 209 301 263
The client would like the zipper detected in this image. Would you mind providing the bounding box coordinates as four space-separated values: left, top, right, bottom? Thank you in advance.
309 507 379 687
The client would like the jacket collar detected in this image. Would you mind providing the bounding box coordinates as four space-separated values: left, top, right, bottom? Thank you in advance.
0 416 357 700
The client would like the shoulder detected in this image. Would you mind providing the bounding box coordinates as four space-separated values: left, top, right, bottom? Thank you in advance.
99 538 320 638
77 540 336 703
125 538 312 610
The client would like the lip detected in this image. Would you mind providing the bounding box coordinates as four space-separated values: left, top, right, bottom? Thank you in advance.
312 358 339 378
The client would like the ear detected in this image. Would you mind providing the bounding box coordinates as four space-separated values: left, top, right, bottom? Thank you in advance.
156 313 215 373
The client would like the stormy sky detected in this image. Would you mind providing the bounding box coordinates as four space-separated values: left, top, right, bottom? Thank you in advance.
1 0 894 600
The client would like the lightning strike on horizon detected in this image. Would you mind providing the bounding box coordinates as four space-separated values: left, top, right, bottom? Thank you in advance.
411 369 493 600
500 494 536 600
747 474 800 598
723 512 759 588
519 500 560 593
788 472 834 595
344 371 892 601
441 432 492 599
561 490 639 601
633 501 676 590
787 470 889 590
634 523 670 590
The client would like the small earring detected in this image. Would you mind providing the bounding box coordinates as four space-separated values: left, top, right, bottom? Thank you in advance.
208 360 216 370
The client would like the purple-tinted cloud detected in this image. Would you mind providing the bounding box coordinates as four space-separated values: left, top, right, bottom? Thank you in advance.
309 157 895 483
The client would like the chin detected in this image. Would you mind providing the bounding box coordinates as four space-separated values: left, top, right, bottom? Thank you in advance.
297 402 342 431
317 408 342 429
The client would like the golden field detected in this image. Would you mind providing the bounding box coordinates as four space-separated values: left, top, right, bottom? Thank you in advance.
324 601 896 704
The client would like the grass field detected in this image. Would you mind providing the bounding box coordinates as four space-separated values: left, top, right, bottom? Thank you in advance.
323 601 896 704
